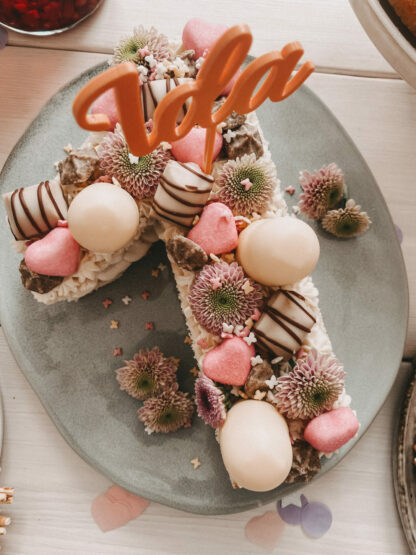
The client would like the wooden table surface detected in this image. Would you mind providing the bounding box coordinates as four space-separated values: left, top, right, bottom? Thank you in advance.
0 1 415 553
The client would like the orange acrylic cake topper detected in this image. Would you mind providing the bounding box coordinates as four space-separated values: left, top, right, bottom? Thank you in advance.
72 24 314 174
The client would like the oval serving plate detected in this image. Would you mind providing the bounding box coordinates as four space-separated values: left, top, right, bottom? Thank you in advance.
0 62 408 515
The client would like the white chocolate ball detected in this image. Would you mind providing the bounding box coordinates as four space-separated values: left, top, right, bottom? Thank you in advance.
219 400 292 492
67 183 139 253
237 217 320 286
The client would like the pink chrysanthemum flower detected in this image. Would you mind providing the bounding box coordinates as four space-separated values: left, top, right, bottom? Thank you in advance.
322 199 371 238
195 374 227 428
274 350 345 420
116 347 178 400
98 125 171 199
137 385 194 434
299 163 345 220
112 25 170 67
189 261 263 336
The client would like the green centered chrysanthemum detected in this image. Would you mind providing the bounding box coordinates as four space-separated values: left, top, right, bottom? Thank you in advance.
299 163 346 220
112 26 170 67
216 153 277 216
322 199 371 238
137 385 194 434
98 125 171 199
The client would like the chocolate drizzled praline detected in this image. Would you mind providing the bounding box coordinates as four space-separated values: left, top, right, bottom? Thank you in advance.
19 259 63 294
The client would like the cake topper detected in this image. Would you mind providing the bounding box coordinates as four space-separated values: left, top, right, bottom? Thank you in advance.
73 24 314 173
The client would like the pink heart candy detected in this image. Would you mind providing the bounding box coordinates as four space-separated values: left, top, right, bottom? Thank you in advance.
91 88 119 131
203 336 254 385
25 224 80 277
188 202 238 255
304 407 359 453
245 511 285 551
171 127 223 171
91 485 149 533
183 18 228 60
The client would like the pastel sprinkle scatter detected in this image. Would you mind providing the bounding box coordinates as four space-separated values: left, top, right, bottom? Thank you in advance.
285 186 295 196
190 458 201 469
110 320 119 329
0 28 8 50
91 485 149 532
145 322 155 331
265 375 278 389
395 224 403 244
151 269 160 278
102 298 113 309
121 295 132 305
243 332 257 346
184 336 192 345
276 499 302 525
113 348 122 357
141 291 150 300
222 322 234 334
300 500 332 538
245 511 285 551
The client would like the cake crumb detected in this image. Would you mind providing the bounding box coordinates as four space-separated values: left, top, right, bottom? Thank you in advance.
190 458 201 469
102 298 113 309
121 295 132 305
145 322 155 331
113 348 122 357
110 320 119 329
141 291 150 300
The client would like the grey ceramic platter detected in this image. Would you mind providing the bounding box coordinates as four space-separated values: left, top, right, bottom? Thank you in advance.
0 62 408 515
393 370 416 554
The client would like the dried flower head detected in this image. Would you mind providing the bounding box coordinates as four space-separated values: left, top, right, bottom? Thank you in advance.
116 347 178 400
98 125 171 199
274 350 345 419
112 26 170 67
195 375 227 428
322 199 371 238
299 163 345 219
216 154 276 216
189 261 263 336
138 385 194 434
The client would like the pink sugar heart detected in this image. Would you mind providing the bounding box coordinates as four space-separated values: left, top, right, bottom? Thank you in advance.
304 407 359 453
203 336 254 385
91 485 149 533
171 127 223 171
183 18 228 60
245 511 285 551
187 202 238 255
25 226 80 277
91 88 119 131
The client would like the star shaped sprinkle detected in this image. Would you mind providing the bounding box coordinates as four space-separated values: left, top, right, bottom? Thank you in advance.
157 262 167 271
265 375 279 389
184 336 192 345
211 277 222 290
234 324 244 336
285 186 295 196
251 355 263 366
254 390 266 400
113 348 122 357
243 332 257 346
223 129 237 143
189 367 199 377
137 46 150 57
241 178 254 191
141 291 150 300
221 253 235 263
145 322 155 331
151 269 159 278
251 308 261 321
242 280 254 295
245 318 254 329
121 296 132 305
231 386 241 397
102 298 113 309
110 320 119 329
190 458 201 469
222 323 234 334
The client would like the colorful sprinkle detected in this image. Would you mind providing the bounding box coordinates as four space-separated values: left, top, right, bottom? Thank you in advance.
253 390 266 400
151 269 160 278
241 178 254 191
190 458 201 469
211 277 222 290
197 338 209 349
242 280 254 295
221 252 235 263
121 295 132 305
145 322 155 330
113 348 123 357
110 320 119 329
285 186 295 196
184 336 192 345
102 298 113 309
141 291 150 300
243 332 257 346
189 367 199 377
158 262 167 271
